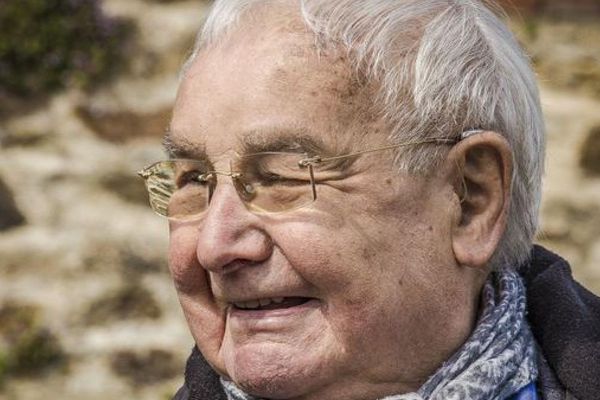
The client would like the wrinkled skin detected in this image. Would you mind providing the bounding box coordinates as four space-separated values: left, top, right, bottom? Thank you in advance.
167 5 511 400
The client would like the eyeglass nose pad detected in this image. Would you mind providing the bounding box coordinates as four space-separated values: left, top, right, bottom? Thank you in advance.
230 172 258 204
207 175 216 204
206 159 256 208
226 159 244 200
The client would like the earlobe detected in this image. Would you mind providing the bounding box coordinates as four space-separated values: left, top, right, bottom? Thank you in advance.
448 131 513 270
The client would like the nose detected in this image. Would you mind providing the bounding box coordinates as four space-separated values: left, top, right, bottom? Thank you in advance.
195 178 273 274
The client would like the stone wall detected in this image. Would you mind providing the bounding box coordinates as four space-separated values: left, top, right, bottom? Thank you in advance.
0 1 598 399
496 0 600 15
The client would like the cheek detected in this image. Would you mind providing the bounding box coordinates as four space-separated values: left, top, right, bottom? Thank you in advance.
267 216 400 325
271 194 455 315
168 225 206 294
169 224 230 376
271 219 360 288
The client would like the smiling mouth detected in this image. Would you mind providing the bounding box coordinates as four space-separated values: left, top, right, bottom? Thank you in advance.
232 297 312 311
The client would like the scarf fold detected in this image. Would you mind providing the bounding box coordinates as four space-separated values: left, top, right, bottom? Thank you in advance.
222 270 537 400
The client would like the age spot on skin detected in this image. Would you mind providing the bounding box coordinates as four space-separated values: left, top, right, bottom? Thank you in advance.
362 247 376 260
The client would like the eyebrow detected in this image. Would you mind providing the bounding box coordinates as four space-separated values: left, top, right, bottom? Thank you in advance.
163 128 208 159
240 128 336 156
163 125 344 159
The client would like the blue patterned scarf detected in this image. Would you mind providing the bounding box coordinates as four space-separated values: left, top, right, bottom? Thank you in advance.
222 270 537 400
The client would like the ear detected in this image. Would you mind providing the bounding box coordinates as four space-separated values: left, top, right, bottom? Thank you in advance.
445 131 513 270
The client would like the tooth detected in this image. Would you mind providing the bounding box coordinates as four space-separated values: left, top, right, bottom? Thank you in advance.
245 300 260 308
272 297 284 303
259 298 271 307
234 302 246 309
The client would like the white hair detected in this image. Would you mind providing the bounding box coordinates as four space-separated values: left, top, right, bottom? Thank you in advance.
182 0 545 270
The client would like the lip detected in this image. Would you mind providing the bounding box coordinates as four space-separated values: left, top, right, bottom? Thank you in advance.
228 298 320 330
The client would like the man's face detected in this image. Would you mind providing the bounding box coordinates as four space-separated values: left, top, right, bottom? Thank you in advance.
168 9 480 399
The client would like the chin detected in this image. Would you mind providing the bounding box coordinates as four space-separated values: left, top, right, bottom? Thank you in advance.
224 343 327 399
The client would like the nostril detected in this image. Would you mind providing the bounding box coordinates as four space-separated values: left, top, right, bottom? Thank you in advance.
196 230 273 273
194 189 274 273
220 259 260 275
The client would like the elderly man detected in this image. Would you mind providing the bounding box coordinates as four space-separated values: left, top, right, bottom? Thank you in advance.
138 0 600 399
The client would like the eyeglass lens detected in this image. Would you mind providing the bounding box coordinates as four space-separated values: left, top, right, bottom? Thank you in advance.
143 153 317 219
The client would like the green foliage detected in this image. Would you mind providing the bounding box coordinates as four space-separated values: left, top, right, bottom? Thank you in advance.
523 17 539 40
0 302 67 380
0 350 7 386
0 0 134 97
9 329 66 375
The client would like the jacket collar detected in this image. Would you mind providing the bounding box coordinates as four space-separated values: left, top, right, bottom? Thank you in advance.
520 245 600 400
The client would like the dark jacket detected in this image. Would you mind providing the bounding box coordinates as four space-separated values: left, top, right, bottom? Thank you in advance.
173 246 600 400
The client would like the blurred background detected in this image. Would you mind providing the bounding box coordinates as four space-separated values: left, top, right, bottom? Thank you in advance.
0 0 598 399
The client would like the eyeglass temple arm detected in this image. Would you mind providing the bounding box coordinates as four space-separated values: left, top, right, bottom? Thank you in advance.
301 138 455 166
300 130 484 166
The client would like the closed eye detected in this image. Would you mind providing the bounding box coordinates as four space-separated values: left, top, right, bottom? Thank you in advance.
256 172 309 186
176 169 213 188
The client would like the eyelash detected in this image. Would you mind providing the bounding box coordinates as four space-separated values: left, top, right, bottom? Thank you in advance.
258 173 308 186
177 170 211 187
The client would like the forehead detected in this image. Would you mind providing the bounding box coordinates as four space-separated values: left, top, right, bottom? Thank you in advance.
169 4 382 158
